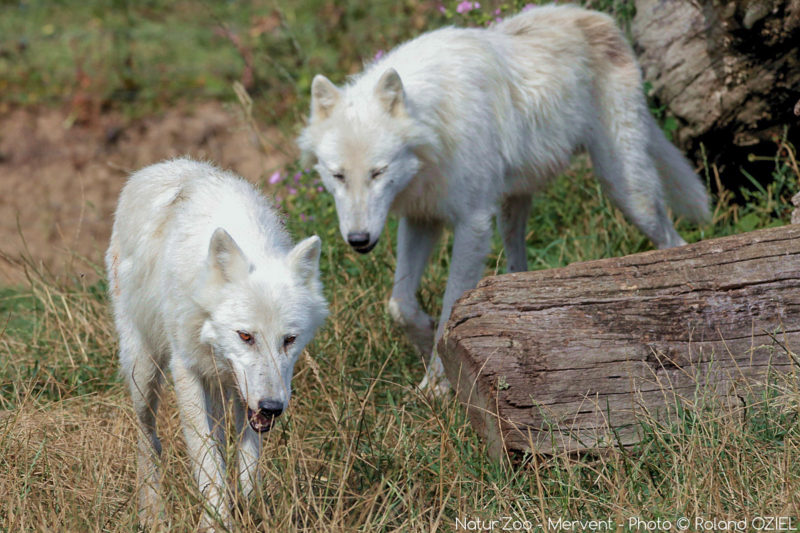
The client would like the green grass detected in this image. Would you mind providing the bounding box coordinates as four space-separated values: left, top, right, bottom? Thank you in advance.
0 278 117 408
2 1 243 109
0 0 634 124
1 0 799 530
1 134 797 530
0 0 445 124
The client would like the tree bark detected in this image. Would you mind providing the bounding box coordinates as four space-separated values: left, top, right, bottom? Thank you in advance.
631 0 800 181
438 225 800 457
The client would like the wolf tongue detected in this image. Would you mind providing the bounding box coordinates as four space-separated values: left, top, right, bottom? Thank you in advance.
247 408 273 432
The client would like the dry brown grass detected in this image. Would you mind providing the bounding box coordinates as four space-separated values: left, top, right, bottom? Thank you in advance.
2 237 800 532
2 0 798 528
1 99 798 533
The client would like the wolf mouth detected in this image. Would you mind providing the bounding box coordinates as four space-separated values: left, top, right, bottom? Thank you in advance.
247 408 277 433
352 240 378 254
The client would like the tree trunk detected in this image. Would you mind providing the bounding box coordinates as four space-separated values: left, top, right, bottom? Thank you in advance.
631 0 800 183
438 225 800 457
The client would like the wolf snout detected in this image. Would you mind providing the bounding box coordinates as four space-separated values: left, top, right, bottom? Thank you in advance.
258 398 284 417
347 231 370 248
247 399 284 433
347 232 377 253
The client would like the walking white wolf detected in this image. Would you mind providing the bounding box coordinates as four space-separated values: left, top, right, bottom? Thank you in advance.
299 4 709 391
106 158 327 530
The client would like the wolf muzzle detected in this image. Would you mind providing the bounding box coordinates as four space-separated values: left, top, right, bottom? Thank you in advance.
247 400 283 433
347 232 378 254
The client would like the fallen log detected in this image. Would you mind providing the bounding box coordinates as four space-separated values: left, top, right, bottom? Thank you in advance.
438 225 800 457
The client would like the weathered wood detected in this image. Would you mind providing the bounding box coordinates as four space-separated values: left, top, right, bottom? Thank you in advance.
631 0 800 181
438 225 800 457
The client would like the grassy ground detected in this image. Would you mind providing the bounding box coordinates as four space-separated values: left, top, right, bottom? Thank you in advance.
2 0 800 531
0 0 443 125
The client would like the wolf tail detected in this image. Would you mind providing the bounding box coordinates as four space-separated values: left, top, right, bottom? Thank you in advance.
647 116 711 224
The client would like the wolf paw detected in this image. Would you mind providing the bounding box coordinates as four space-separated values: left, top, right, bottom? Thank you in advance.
418 373 451 397
388 298 435 355
417 355 451 396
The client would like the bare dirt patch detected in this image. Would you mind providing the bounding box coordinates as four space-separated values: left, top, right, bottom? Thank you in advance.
0 101 292 284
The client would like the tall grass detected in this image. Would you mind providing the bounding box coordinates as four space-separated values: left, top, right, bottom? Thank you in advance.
1 131 798 530
2 0 799 530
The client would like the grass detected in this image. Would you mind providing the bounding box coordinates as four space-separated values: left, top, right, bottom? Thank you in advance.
1 135 798 530
0 0 443 125
2 0 800 531
0 0 630 126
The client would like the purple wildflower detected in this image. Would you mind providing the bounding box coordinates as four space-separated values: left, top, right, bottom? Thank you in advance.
293 172 302 183
299 213 307 222
374 49 385 61
317 186 324 193
268 171 283 185
288 187 297 195
438 5 446 13
456 1 481 14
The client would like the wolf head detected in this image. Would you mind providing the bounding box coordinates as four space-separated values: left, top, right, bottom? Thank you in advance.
298 68 432 253
197 228 327 432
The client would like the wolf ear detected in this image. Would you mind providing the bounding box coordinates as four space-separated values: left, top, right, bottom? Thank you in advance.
296 132 318 168
375 68 406 116
288 235 322 286
208 228 249 283
311 75 340 121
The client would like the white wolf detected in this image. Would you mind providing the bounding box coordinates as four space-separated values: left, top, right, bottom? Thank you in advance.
106 158 327 530
298 4 709 391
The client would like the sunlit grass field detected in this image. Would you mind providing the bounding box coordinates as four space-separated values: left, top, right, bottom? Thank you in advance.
1 0 799 531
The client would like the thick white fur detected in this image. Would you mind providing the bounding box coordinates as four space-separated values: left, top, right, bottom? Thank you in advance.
106 158 327 530
298 4 709 391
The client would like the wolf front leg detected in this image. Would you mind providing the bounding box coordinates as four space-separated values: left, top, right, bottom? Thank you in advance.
388 217 442 356
171 358 231 532
233 394 261 502
420 212 493 393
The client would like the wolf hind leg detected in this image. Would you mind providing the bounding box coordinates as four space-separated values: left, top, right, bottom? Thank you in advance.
120 331 167 528
587 99 686 249
498 194 531 273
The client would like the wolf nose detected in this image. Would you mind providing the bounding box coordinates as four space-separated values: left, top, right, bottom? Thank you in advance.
257 399 284 419
347 232 371 248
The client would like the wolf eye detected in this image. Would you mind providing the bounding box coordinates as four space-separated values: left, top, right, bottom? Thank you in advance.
283 334 297 349
370 166 387 179
237 330 254 345
332 172 345 181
